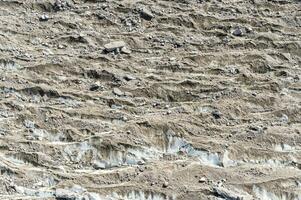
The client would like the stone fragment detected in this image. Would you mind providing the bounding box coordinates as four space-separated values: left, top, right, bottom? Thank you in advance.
140 8 154 20
104 41 126 52
162 181 169 188
212 110 222 119
199 177 206 183
113 87 124 96
89 82 102 91
232 27 244 36
55 188 76 199
39 14 49 21
24 120 35 129
121 46 131 54
124 74 135 81
213 186 253 200
92 160 106 169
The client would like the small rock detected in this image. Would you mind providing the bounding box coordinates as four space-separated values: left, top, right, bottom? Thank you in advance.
121 46 131 54
199 177 206 183
89 83 101 91
104 41 126 52
53 0 71 11
137 160 145 165
245 27 253 33
137 165 145 172
92 160 106 170
39 14 49 21
24 120 35 129
124 74 135 81
122 116 128 121
162 181 169 188
232 28 244 36
140 8 154 20
212 110 222 119
58 44 65 49
280 114 289 123
55 188 76 199
113 87 124 96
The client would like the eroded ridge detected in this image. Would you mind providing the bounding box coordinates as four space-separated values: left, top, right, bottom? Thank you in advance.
0 0 300 199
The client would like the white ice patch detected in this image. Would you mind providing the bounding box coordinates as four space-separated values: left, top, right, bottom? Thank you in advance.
239 158 297 169
253 185 301 200
63 141 95 163
166 135 222 167
221 150 299 169
104 191 175 200
274 144 296 152
0 59 22 70
13 185 54 198
63 141 161 169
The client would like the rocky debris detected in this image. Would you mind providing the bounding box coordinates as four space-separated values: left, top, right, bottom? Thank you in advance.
113 87 124 96
39 14 49 21
137 165 146 172
140 8 154 21
123 74 136 81
162 181 169 188
89 82 103 91
199 177 206 183
53 0 72 11
104 41 126 53
24 120 35 129
55 185 101 200
232 27 245 36
120 46 131 54
92 160 106 170
213 186 253 200
211 110 222 119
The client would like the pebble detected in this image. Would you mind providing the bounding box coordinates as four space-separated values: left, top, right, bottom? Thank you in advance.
137 160 145 165
89 83 102 91
92 160 106 170
121 46 131 54
137 165 145 172
104 41 126 52
140 8 154 20
212 110 222 119
162 181 169 188
39 14 49 21
199 177 206 183
232 28 244 36
113 87 124 96
24 120 35 129
280 114 289 123
55 188 76 199
124 74 135 81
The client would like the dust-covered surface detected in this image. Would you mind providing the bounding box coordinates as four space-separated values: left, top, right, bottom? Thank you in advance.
0 0 301 199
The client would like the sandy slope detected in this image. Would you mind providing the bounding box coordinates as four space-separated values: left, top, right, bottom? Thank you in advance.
0 0 301 199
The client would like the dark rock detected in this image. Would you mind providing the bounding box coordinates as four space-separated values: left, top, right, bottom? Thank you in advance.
212 110 222 119
232 28 244 36
140 8 154 20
